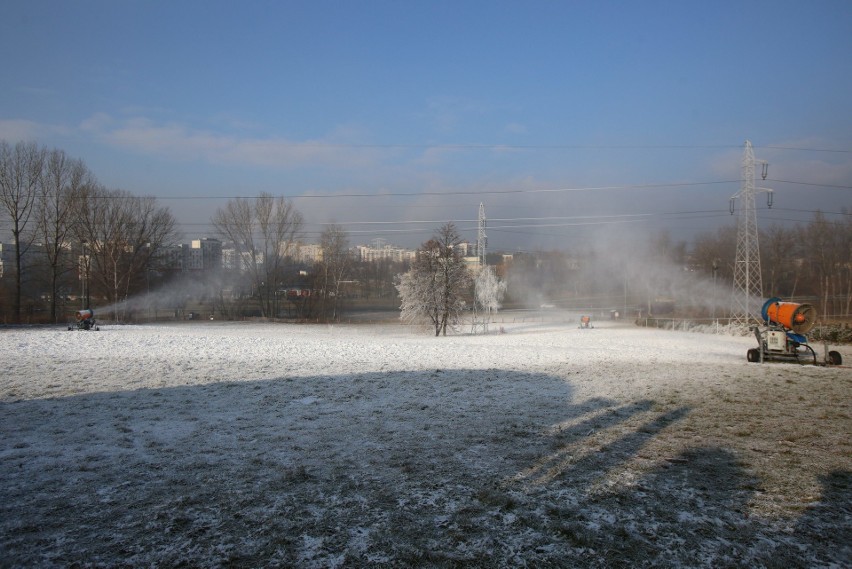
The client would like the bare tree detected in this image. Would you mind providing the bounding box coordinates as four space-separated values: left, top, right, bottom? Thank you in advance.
74 185 177 317
37 149 93 321
397 223 472 336
690 225 737 284
760 224 799 299
0 140 46 322
212 194 303 318
318 224 351 321
799 211 841 318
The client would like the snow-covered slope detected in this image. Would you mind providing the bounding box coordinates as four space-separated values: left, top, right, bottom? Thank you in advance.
1 320 849 567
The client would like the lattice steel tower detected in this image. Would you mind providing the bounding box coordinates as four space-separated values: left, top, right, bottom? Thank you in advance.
470 203 489 334
730 140 773 325
477 202 487 268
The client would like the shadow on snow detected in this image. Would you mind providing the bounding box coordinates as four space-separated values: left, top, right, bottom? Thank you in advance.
0 369 847 567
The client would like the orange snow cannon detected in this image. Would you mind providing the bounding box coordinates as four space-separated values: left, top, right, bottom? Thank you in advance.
749 297 841 365
69 308 99 331
761 298 816 335
75 309 94 322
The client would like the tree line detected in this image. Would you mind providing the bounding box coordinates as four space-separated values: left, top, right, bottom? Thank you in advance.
0 140 177 323
691 212 852 319
0 140 402 324
3 138 847 325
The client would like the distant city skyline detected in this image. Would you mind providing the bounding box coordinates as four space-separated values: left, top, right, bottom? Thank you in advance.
2 1 850 250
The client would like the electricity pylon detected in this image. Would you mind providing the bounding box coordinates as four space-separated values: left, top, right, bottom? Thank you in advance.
477 202 487 269
472 203 488 333
730 140 773 325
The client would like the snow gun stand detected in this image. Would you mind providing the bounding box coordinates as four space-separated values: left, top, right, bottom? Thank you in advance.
747 298 841 366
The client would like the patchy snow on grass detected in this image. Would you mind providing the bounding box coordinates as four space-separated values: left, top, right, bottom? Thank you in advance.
1 319 850 567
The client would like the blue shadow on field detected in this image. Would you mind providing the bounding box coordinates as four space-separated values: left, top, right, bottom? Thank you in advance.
0 368 846 567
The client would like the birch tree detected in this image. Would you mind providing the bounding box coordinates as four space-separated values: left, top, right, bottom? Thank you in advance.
74 185 177 315
318 224 350 321
37 149 93 321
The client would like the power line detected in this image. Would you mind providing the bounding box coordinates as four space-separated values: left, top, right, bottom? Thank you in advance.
765 207 852 216
153 141 850 153
36 177 851 203
122 179 740 201
757 214 849 227
766 179 852 190
0 208 766 233
309 212 663 227
760 146 852 154
3 206 845 234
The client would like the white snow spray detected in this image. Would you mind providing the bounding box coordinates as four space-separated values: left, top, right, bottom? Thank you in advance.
588 225 730 317
505 225 733 318
87 278 216 322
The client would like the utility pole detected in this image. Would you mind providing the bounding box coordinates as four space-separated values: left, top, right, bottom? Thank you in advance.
730 140 773 325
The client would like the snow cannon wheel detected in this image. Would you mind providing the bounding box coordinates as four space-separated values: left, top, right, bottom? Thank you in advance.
828 351 842 366
747 348 761 363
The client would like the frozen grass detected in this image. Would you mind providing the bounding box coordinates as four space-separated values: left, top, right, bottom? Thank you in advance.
1 319 850 567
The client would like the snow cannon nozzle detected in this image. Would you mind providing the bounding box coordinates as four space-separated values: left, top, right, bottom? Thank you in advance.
69 308 98 331
760 298 816 335
75 308 94 321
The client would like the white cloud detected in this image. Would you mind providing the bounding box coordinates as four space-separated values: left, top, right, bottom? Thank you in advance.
0 119 70 142
78 113 388 170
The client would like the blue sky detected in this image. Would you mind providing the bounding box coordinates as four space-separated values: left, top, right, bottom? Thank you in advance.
2 0 850 250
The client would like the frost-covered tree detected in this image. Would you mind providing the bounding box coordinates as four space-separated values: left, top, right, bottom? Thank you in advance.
397 223 472 336
474 265 506 326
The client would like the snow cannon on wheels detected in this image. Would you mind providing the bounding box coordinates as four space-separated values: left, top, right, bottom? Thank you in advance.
747 298 841 366
68 308 99 331
579 315 593 329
